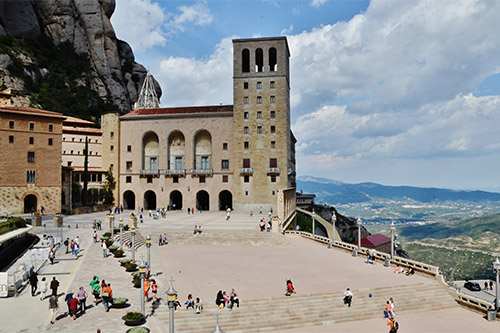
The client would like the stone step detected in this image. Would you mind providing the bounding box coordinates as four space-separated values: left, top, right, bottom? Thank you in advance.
112 231 145 251
159 231 293 247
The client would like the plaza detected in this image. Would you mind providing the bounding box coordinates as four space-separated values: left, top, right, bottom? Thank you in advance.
1 210 500 332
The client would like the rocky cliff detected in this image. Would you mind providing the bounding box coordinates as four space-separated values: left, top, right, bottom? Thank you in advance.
0 0 161 114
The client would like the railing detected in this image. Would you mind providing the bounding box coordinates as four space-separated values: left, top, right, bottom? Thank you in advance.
190 169 213 176
240 168 253 175
280 210 296 233
456 291 498 316
139 169 159 176
266 167 280 175
161 169 186 176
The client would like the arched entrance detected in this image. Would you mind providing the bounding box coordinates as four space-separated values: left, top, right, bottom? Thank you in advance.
123 190 136 210
219 190 232 210
196 190 209 211
169 190 182 210
24 194 37 213
144 190 157 210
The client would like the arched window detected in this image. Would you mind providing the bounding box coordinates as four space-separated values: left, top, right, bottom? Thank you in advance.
194 130 212 170
269 47 277 72
255 48 264 72
142 131 159 171
242 49 250 73
168 131 185 170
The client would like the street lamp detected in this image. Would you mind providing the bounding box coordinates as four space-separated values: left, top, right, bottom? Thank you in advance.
119 218 124 251
311 210 316 236
166 278 178 333
211 315 226 333
494 257 500 312
331 213 337 243
146 234 151 266
390 220 396 258
139 262 146 316
131 227 136 262
110 214 115 238
357 218 362 250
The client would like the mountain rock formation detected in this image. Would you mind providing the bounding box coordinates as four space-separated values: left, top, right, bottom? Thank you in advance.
0 0 161 113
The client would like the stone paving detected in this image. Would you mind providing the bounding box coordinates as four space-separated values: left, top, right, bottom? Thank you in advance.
1 210 500 332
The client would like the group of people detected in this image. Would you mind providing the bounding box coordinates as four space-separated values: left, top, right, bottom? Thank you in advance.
366 249 377 264
393 265 415 276
215 289 239 309
64 236 81 259
187 207 201 214
384 297 398 332
158 233 168 245
89 275 114 312
193 225 203 235
484 280 494 291
259 218 272 232
181 294 203 313
92 220 102 230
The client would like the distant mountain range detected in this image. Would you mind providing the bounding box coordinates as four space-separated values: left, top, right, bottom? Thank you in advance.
296 176 500 205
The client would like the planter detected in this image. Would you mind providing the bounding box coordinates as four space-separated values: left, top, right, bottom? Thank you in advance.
126 327 150 333
114 249 125 258
111 297 129 308
125 262 137 272
109 245 119 252
101 236 110 241
103 232 112 238
105 239 114 247
133 276 141 288
122 312 145 326
120 259 132 266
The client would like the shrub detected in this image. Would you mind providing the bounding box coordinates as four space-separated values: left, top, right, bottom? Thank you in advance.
124 225 130 231
108 245 119 252
127 327 149 333
133 276 141 288
114 249 125 257
119 258 131 266
103 232 111 238
124 311 143 320
125 262 137 271
105 239 114 247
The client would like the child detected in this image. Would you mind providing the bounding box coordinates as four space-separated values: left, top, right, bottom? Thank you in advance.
286 279 295 296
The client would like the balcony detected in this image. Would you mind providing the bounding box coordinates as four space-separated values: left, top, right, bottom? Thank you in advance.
240 168 254 175
162 169 186 176
267 167 280 175
139 169 160 176
190 169 213 176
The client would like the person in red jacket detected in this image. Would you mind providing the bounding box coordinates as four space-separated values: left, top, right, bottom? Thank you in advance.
68 295 80 320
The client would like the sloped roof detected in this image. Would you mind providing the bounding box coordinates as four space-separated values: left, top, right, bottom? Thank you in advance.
0 106 66 119
361 234 391 247
124 105 233 117
63 115 94 126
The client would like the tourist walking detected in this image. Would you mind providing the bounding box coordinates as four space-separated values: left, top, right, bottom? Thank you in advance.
49 249 55 265
50 277 59 296
92 280 101 305
68 295 80 320
40 277 48 301
390 297 395 316
151 280 159 303
29 271 38 296
343 288 353 307
385 301 393 318
490 280 494 291
144 278 150 303
259 219 265 232
77 286 88 314
102 239 107 258
48 295 59 324
387 317 398 332
101 283 111 312
64 238 70 253
226 208 231 220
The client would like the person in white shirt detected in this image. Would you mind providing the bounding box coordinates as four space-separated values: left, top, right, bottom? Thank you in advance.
343 288 353 307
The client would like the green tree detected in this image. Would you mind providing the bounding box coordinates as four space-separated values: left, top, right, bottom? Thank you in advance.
82 137 89 206
103 167 116 205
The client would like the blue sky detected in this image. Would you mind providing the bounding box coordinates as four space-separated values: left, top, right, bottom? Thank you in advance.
112 0 500 191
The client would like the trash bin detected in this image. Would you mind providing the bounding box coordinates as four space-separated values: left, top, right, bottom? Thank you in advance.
328 240 332 249
352 248 358 257
384 258 391 267
487 308 496 321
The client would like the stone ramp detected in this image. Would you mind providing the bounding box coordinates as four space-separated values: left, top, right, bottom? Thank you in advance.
150 281 457 332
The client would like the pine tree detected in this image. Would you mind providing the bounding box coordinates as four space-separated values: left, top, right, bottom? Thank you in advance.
82 136 89 206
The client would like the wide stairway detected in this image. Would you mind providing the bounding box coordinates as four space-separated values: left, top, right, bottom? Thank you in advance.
112 231 146 251
150 281 457 332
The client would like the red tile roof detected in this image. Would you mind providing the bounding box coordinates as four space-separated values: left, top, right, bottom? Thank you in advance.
70 167 107 173
124 105 233 117
63 115 94 126
63 126 102 134
361 234 391 247
0 106 66 119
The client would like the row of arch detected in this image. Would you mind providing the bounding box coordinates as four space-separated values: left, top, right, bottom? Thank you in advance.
143 129 212 171
122 190 233 211
242 47 278 73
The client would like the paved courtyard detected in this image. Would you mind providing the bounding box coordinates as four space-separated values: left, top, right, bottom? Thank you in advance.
1 210 500 332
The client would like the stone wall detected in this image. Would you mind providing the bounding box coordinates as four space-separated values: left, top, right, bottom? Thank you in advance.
0 186 61 215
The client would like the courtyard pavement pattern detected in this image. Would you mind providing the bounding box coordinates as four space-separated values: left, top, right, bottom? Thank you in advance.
1 210 500 332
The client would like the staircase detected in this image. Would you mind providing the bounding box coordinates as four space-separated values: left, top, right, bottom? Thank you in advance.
113 231 146 251
149 281 457 332
157 231 293 247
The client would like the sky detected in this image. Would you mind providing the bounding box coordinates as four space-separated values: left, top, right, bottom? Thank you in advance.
111 0 500 191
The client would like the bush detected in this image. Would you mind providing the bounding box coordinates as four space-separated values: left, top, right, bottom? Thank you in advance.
124 225 130 231
123 311 143 320
114 249 125 257
103 232 111 238
101 236 110 241
127 328 149 333
125 262 137 271
119 258 132 266
108 245 119 252
133 276 141 288
0 217 27 235
105 239 114 247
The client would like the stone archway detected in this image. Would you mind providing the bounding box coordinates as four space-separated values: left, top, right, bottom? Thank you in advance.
169 190 182 210
144 190 157 210
196 190 209 211
219 190 232 210
123 190 136 210
24 194 37 213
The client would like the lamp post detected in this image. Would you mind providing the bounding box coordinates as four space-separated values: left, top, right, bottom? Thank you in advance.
131 227 136 262
331 213 337 243
119 218 124 251
390 220 396 258
166 278 178 333
211 315 226 333
139 262 146 316
357 218 362 250
110 214 115 238
494 257 500 312
311 210 316 236
146 234 151 266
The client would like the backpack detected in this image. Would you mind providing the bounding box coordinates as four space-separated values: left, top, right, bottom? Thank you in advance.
393 321 399 331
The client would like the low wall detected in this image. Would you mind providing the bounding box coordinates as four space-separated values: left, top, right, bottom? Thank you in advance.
72 205 109 215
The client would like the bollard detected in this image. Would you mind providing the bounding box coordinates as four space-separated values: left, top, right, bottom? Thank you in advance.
76 224 78 228
352 248 358 257
328 240 332 249
487 307 496 321
384 258 391 267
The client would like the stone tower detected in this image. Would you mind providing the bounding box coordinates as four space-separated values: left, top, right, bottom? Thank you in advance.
232 37 296 212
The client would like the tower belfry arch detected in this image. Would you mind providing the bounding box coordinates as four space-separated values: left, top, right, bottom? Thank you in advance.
134 70 160 109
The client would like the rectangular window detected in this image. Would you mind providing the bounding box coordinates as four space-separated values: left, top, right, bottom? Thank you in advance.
110 145 114 152
26 170 35 183
270 95 276 103
110 132 114 139
9 121 14 129
223 143 228 150
29 137 34 145
71 150 74 154
126 176 132 183
199 176 206 183
175 156 183 169
150 157 158 170
127 145 132 152
270 158 278 167
126 161 133 171
244 112 249 119
257 81 262 89
98 174 102 182
270 81 275 88
222 175 228 183
48 138 53 146
201 156 209 169
257 111 262 119
173 176 179 183
245 191 249 196
243 82 248 89
244 126 249 134
110 164 113 170
270 126 276 133
92 174 97 182
244 175 250 183
147 176 153 183
257 126 262 134
244 141 249 149
271 175 277 183
271 141 276 149
243 158 251 168
257 96 262 104
9 135 14 143
28 152 35 163
243 96 249 104
221 160 229 169
270 111 276 119
68 161 72 167
48 124 53 132
29 122 34 130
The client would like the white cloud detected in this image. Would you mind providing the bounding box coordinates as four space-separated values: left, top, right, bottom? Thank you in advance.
111 0 168 50
311 0 327 8
280 24 294 36
168 1 213 32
